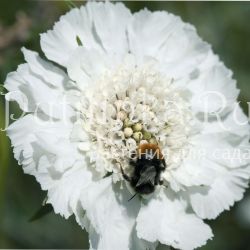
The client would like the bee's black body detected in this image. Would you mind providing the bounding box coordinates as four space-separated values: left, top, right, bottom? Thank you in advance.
121 143 166 195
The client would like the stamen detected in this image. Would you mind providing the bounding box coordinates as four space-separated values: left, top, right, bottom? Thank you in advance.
80 63 193 180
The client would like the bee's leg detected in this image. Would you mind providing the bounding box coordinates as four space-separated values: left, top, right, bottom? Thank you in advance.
156 174 168 188
159 180 168 189
160 159 167 170
155 172 162 185
129 159 137 167
118 163 131 182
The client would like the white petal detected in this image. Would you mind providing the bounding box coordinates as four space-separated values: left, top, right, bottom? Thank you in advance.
41 2 131 66
128 9 210 78
136 189 213 250
4 52 72 119
6 114 90 219
170 157 215 191
170 107 250 191
21 47 67 88
180 114 250 220
70 120 90 142
5 64 35 112
85 220 157 250
197 108 250 168
80 177 154 250
7 114 70 171
47 163 93 218
34 132 82 173
188 162 250 220
67 47 112 90
86 2 131 56
6 113 80 176
40 7 102 66
200 106 249 139
192 133 250 169
189 64 239 115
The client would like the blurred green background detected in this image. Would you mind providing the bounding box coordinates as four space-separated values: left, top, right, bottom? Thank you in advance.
0 1 250 249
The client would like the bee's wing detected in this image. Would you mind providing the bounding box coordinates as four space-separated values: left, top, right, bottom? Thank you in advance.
136 166 156 187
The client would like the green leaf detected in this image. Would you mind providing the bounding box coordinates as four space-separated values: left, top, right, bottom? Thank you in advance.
29 203 53 222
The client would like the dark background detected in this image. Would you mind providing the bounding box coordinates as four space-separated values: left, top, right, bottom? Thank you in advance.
0 1 250 249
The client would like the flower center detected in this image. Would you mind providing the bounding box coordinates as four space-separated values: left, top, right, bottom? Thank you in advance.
78 61 193 182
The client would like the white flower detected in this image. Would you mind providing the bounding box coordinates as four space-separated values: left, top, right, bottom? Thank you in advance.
5 2 250 250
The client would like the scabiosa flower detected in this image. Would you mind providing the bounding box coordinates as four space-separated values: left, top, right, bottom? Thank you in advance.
5 2 250 250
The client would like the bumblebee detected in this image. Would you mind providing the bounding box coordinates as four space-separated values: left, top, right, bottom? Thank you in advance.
121 143 166 195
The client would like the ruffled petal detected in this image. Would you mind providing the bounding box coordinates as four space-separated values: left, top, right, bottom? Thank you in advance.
41 2 131 66
192 133 249 169
185 107 250 219
40 6 102 66
7 114 92 219
169 157 215 192
47 163 92 218
85 2 131 56
188 162 250 220
136 189 213 250
66 47 112 90
4 49 73 119
6 114 72 172
21 47 67 88
80 177 155 250
200 106 249 138
170 106 248 187
188 63 239 116
170 107 250 191
127 9 210 78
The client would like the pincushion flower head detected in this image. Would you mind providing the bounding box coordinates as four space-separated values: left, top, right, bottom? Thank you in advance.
5 2 250 250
